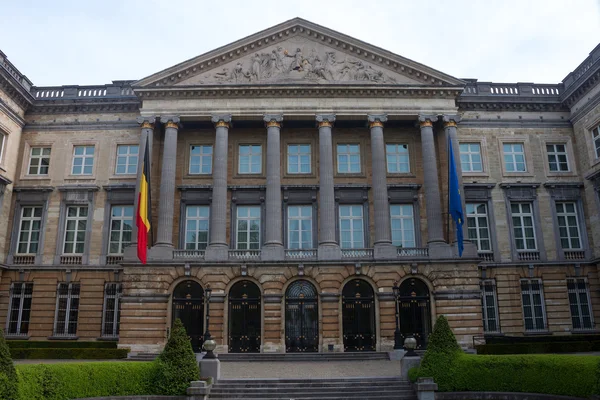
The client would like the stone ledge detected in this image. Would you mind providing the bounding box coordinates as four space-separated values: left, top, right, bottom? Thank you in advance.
437 392 587 400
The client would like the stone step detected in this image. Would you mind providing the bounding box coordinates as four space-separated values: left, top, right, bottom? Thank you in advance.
209 395 415 400
213 382 410 389
217 377 402 384
217 351 390 362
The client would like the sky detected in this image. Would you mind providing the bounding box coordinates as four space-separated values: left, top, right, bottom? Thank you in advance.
1 0 599 87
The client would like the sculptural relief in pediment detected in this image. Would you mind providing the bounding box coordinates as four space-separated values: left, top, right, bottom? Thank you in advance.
176 37 421 86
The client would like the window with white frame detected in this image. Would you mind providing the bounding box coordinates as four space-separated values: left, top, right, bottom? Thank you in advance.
185 206 210 250
503 143 526 172
287 205 312 249
53 282 80 337
102 283 122 337
287 144 311 174
459 143 483 172
115 145 138 175
337 144 361 174
592 124 600 159
6 282 33 336
339 205 364 249
390 204 415 247
189 145 213 174
0 132 6 164
386 144 410 173
481 280 500 333
567 278 594 330
546 143 569 172
28 147 51 175
71 145 95 175
511 203 537 251
520 279 547 332
238 145 262 174
108 206 133 254
556 202 582 249
236 206 260 249
17 206 43 254
466 203 492 253
63 206 88 254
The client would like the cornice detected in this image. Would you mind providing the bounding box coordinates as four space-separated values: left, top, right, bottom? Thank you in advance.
0 96 25 127
457 98 567 112
28 99 140 115
459 118 572 129
0 66 34 110
23 120 139 132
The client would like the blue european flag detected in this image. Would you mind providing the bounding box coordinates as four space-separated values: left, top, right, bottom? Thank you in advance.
448 138 464 257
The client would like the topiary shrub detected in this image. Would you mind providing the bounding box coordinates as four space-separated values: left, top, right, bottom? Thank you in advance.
407 366 420 383
153 318 200 395
0 329 18 400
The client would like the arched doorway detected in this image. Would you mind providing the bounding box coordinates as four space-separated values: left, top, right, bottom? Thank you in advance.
342 279 376 352
285 280 318 352
398 278 432 349
172 280 204 352
228 280 261 353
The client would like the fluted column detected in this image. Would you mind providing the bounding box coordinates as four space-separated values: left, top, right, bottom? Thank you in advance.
316 114 341 260
262 114 284 260
205 115 232 261
153 116 180 258
368 115 396 259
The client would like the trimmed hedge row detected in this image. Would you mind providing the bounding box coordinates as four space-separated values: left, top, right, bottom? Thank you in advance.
10 348 129 360
476 341 600 355
16 362 158 400
7 341 117 349
484 334 600 344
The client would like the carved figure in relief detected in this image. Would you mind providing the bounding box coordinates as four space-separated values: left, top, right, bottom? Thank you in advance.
285 48 304 71
214 68 230 82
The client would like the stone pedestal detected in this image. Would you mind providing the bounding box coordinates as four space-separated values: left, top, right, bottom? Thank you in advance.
415 377 438 400
389 349 406 361
428 242 453 259
187 380 211 400
199 357 221 383
400 355 421 380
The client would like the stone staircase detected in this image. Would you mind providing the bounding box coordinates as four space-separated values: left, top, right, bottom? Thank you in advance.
217 351 390 362
126 352 160 361
209 377 416 399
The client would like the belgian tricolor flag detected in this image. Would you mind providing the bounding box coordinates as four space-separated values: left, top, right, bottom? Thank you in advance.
136 139 151 264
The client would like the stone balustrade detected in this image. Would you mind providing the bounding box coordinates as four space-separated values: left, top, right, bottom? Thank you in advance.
32 81 136 100
461 80 562 98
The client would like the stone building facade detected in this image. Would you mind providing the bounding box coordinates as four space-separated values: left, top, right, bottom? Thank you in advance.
0 18 599 354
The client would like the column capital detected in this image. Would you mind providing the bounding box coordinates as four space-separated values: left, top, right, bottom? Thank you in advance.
264 114 283 128
136 116 156 129
418 115 438 128
160 116 181 129
368 114 388 129
442 115 461 127
211 114 232 128
316 114 336 128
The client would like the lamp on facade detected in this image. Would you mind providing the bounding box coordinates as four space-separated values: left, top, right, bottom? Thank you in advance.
392 281 402 350
202 285 216 359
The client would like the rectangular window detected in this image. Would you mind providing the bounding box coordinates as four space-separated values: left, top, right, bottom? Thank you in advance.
567 278 594 330
185 206 210 250
592 124 600 159
53 283 80 337
288 205 312 249
521 279 546 332
337 144 361 173
71 145 95 175
6 282 33 336
386 144 410 173
503 143 526 172
390 204 415 247
108 206 133 254
189 145 213 174
481 280 500 333
63 206 88 254
28 147 51 175
460 143 483 172
102 283 122 337
511 203 537 250
556 202 582 249
17 206 43 254
0 133 6 164
115 145 138 175
466 203 492 252
287 144 311 174
339 205 364 248
236 206 260 249
546 144 569 172
238 145 262 174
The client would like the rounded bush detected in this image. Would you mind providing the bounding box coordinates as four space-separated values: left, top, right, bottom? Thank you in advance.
0 329 18 400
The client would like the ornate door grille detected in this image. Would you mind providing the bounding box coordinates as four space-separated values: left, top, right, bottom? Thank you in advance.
342 279 376 351
285 280 318 352
398 278 431 349
172 280 204 352
228 280 261 353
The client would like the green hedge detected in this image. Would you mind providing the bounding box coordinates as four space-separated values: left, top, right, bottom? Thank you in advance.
10 348 129 360
7 341 117 349
16 362 158 400
476 341 600 354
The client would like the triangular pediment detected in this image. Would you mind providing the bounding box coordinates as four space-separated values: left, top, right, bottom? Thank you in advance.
134 18 464 88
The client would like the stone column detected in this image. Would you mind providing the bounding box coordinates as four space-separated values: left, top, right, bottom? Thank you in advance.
368 114 396 259
153 116 180 259
262 114 284 260
419 115 451 258
316 114 341 260
205 115 232 261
